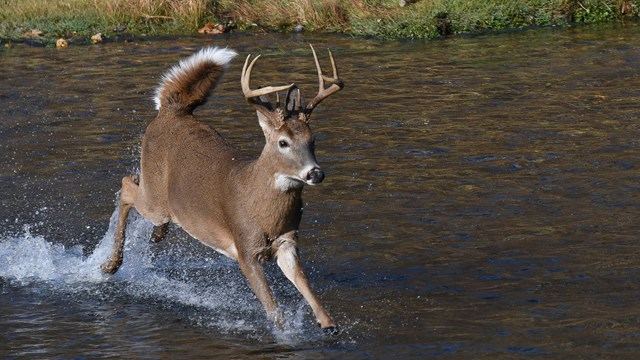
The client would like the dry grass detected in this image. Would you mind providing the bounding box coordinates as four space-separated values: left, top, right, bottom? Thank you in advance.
99 0 211 29
216 0 358 31
1 0 92 18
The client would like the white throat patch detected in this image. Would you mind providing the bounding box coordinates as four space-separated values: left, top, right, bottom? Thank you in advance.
275 173 304 191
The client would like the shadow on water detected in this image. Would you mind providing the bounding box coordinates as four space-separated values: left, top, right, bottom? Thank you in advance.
2 22 640 358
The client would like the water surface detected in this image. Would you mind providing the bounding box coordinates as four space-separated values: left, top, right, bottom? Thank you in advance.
2 23 640 358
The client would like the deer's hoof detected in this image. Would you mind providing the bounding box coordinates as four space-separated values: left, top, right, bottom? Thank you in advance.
322 326 339 336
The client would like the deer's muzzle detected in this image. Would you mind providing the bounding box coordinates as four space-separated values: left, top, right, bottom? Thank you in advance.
306 167 325 185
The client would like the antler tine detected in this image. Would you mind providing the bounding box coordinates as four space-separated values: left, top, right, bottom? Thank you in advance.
241 54 294 100
326 49 340 83
305 44 344 114
310 45 325 94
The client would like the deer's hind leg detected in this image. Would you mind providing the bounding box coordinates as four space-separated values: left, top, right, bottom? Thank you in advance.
150 223 169 243
101 175 138 274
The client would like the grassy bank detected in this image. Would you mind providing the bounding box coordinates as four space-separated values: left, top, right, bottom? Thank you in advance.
0 0 638 45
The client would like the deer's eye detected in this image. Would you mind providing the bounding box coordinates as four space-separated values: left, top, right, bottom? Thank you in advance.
279 140 290 148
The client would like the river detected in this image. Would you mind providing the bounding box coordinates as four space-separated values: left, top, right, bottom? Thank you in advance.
2 22 640 358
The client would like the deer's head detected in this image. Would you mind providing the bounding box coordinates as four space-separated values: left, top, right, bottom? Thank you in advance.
241 45 343 191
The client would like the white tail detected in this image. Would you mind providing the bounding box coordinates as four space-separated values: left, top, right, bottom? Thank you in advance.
101 45 344 333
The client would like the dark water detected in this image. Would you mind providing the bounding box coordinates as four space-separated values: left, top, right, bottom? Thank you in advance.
2 23 640 358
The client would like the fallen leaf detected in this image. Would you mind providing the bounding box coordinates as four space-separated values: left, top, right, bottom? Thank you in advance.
198 22 225 35
24 29 43 37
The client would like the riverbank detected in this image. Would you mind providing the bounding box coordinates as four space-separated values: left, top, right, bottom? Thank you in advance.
0 0 638 45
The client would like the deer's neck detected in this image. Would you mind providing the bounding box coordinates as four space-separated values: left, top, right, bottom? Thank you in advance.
247 154 303 198
233 154 303 237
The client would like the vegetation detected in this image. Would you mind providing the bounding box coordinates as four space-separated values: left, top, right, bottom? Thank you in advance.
0 0 637 45
0 0 212 44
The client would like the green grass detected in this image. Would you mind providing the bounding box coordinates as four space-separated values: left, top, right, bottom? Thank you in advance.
0 0 637 45
345 0 637 39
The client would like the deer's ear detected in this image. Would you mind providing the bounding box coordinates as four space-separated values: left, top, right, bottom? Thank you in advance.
256 110 274 133
256 109 285 135
285 86 304 114
252 94 280 133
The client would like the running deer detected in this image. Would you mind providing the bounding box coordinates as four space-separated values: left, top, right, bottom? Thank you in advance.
100 45 344 333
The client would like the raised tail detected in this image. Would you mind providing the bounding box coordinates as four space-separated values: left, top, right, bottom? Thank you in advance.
153 47 237 114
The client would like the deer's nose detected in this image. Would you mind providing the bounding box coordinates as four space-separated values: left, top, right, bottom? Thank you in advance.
306 167 325 184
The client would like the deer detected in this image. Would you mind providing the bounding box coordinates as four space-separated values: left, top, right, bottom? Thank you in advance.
100 44 344 333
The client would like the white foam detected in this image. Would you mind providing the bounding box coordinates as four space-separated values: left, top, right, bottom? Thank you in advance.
0 202 326 340
0 205 124 285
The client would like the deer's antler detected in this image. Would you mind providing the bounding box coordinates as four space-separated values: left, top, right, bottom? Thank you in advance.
241 54 294 103
304 44 344 117
241 46 344 123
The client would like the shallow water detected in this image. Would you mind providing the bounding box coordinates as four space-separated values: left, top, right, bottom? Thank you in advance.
2 23 640 358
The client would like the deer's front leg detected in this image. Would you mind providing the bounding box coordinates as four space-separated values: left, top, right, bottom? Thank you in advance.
237 252 283 329
275 232 336 332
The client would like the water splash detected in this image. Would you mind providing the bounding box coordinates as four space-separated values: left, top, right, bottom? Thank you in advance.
0 225 109 286
0 204 327 342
